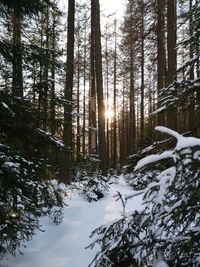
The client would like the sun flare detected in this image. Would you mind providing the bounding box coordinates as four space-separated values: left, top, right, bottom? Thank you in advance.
105 108 114 120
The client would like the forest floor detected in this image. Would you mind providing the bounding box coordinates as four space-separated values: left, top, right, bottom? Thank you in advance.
2 176 143 267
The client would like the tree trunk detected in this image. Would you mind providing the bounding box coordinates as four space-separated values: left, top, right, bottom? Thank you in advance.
140 0 145 138
120 76 126 165
105 25 110 167
89 1 97 156
113 19 117 166
62 0 75 180
166 0 177 130
157 0 166 126
129 42 136 155
82 13 87 155
76 35 81 163
92 0 107 174
41 6 49 131
195 0 200 135
188 0 196 132
12 4 23 98
50 15 56 135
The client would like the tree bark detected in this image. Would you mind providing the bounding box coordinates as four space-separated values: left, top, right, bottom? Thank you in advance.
41 6 49 131
89 1 97 155
120 76 126 165
129 42 136 155
50 14 56 135
140 0 145 138
12 3 23 98
188 0 196 132
92 0 107 174
166 0 177 130
105 25 110 167
157 0 166 126
113 19 117 166
63 0 75 179
76 34 81 162
82 12 87 155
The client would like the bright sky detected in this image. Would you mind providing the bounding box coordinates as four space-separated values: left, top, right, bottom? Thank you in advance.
58 0 125 19
100 0 125 18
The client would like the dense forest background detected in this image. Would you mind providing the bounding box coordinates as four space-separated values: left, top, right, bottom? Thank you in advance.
0 0 199 177
0 0 199 265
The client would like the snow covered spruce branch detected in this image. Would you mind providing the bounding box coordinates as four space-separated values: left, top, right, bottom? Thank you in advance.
87 126 200 266
0 94 65 258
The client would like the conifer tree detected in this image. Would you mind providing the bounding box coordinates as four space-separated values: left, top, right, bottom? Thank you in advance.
91 0 107 173
88 126 200 266
63 0 75 179
0 0 64 257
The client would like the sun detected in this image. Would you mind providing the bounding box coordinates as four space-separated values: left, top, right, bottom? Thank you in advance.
105 108 114 120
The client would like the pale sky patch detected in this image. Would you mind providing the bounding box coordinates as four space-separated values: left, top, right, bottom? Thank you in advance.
100 0 125 18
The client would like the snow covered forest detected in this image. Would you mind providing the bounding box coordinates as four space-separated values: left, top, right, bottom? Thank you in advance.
0 0 199 266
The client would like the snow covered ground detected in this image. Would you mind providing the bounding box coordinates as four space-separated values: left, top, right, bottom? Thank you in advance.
2 176 143 267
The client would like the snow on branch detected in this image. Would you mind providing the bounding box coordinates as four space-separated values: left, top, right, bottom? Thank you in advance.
36 128 65 149
151 77 200 117
151 106 166 116
134 150 173 171
155 126 181 139
155 126 200 150
135 126 200 171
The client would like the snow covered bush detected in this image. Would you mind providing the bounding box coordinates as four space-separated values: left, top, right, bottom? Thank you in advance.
49 207 64 225
107 168 120 184
125 134 174 190
82 172 109 202
70 154 102 181
88 127 200 266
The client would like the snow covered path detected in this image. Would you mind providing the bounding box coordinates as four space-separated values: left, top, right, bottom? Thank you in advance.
2 176 143 267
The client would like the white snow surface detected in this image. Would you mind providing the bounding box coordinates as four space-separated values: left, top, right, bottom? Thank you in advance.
2 176 143 267
153 252 169 267
153 261 169 267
